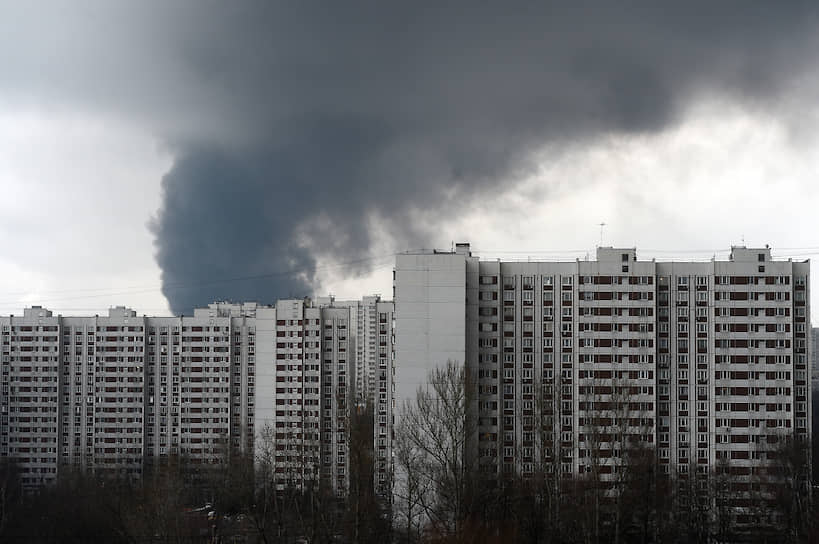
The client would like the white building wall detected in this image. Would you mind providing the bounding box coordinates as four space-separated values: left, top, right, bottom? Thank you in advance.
394 251 472 412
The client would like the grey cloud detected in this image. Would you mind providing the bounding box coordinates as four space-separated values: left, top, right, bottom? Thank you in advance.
2 2 818 313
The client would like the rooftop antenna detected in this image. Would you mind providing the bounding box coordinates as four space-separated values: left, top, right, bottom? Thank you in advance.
598 222 606 247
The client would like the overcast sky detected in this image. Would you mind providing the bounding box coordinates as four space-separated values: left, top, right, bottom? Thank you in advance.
1 2 819 323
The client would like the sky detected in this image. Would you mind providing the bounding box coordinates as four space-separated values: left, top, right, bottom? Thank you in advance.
1 2 819 323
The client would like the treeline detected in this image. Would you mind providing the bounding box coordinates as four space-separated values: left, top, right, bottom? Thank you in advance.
0 406 390 543
391 361 818 544
0 370 817 543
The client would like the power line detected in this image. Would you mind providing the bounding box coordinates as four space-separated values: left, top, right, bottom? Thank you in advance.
3 244 819 308
0 255 396 306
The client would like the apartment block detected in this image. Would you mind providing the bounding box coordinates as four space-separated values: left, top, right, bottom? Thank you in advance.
315 294 389 406
0 305 259 489
373 300 395 497
394 244 810 515
0 307 61 487
312 296 396 496
359 295 386 406
312 295 396 497
1 297 394 496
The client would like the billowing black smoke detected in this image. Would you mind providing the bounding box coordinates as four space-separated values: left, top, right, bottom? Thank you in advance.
138 2 819 313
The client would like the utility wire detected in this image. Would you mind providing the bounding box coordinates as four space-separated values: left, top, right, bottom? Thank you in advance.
2 245 818 308
0 256 395 306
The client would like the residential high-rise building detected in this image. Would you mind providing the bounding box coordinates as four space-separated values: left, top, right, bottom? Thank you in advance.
312 295 396 495
358 295 384 406
0 297 395 496
0 304 258 490
394 244 810 519
315 294 389 406
372 299 395 496
0 306 61 487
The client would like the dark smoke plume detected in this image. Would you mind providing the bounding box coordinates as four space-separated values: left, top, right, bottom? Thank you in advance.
146 3 819 313
6 3 814 313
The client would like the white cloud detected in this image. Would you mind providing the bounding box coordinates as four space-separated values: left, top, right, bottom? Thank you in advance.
329 101 819 324
0 109 173 315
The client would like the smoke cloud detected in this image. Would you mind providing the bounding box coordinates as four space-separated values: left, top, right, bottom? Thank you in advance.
3 2 818 313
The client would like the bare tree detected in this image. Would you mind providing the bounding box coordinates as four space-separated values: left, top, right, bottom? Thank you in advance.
608 373 654 544
578 374 609 544
503 372 564 544
343 403 392 543
768 432 812 543
394 420 429 543
395 359 477 541
0 459 20 539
